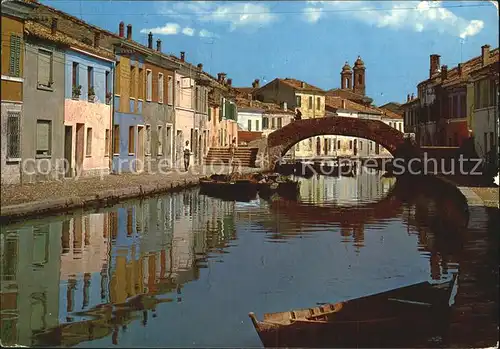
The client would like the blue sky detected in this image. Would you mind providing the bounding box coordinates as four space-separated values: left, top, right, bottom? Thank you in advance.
42 0 498 105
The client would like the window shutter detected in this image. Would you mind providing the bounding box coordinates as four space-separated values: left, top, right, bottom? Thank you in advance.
10 35 21 77
208 107 211 121
37 121 50 154
38 50 51 86
7 112 20 158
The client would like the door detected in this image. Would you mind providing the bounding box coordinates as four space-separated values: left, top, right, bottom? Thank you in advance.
64 126 73 177
137 126 144 172
75 123 85 176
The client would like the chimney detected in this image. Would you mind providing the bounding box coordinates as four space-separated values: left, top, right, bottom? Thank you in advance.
254 79 260 88
411 93 414 100
220 73 227 84
51 17 58 35
227 78 232 87
247 93 252 100
481 45 490 66
94 32 100 48
180 51 185 62
341 99 346 109
148 32 153 49
407 94 410 102
441 65 448 81
283 102 287 111
457 63 463 76
119 21 125 37
197 63 203 70
126 24 132 40
156 39 161 52
301 81 305 88
429 54 441 78
217 73 222 82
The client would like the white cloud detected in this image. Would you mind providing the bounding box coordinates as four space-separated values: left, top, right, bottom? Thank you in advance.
159 1 277 32
199 29 219 38
303 7 322 23
182 27 195 36
304 1 485 38
140 23 180 35
141 23 202 37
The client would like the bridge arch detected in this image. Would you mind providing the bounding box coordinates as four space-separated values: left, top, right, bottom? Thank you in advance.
265 117 420 170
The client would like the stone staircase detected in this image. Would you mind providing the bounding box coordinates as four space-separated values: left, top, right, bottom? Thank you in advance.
204 147 259 167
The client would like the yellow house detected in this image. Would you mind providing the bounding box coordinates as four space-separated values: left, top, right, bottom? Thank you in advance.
253 78 326 158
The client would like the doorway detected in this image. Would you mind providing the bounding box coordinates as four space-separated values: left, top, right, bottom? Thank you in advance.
137 126 144 172
64 126 73 177
75 123 85 176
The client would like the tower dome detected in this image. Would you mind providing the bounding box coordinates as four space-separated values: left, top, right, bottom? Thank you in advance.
354 56 365 68
342 61 352 72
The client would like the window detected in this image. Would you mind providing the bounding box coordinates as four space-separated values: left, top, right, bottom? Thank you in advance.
86 128 92 156
145 125 151 155
115 61 120 92
73 64 80 93
113 125 120 154
262 117 268 129
158 73 164 103
105 71 111 104
128 126 135 154
130 65 135 98
146 69 152 101
248 120 252 131
337 140 341 149
167 76 173 105
105 129 110 156
277 117 282 128
271 117 275 129
6 111 20 159
296 95 301 107
36 120 51 156
208 107 211 121
308 96 313 109
316 97 320 110
157 125 163 155
9 35 21 77
176 80 180 106
195 87 199 110
87 66 94 91
256 119 260 131
138 68 144 100
349 140 353 150
37 50 53 86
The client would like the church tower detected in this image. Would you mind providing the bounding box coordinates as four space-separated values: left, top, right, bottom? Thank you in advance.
353 56 366 96
340 62 352 90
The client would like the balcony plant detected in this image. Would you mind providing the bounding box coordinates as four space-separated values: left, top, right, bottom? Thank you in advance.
72 85 82 99
88 86 96 102
106 91 112 105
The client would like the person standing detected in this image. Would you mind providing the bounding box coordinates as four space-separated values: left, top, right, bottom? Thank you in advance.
229 137 237 174
183 140 191 172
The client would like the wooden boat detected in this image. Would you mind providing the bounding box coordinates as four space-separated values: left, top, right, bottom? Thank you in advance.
256 177 300 200
199 176 258 201
249 274 457 348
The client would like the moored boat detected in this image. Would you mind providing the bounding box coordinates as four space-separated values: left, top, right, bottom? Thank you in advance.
199 176 258 201
249 274 457 348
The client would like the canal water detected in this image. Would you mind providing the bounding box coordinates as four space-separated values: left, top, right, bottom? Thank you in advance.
1 170 498 347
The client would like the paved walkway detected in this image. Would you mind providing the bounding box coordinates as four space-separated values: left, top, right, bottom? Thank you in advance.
1 165 260 220
458 186 499 208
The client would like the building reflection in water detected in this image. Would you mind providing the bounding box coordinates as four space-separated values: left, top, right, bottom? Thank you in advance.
0 174 471 347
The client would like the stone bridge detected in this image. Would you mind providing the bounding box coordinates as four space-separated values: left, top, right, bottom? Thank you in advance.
259 117 420 170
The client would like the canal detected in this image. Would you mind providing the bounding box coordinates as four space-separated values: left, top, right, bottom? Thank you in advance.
1 170 498 347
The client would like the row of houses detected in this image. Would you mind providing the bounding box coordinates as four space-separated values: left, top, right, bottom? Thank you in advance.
233 59 404 159
401 46 499 167
1 0 238 184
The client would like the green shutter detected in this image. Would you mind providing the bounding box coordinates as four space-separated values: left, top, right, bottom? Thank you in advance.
232 103 238 121
9 35 21 77
208 107 211 121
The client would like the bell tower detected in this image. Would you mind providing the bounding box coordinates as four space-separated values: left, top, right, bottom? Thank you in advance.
353 56 366 96
340 62 352 90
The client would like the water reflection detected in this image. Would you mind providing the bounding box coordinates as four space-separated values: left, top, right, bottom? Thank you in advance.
0 171 495 348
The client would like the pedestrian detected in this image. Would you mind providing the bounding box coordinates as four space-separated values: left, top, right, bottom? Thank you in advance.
229 137 237 171
183 140 191 172
295 108 302 121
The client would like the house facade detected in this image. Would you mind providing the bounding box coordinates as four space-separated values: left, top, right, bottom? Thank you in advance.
64 38 114 178
1 0 35 184
142 34 177 172
111 23 149 173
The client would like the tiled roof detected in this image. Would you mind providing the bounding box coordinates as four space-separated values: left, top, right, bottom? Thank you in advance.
376 107 403 120
235 97 294 115
279 78 325 93
326 88 373 104
421 48 499 87
24 21 115 60
325 96 381 115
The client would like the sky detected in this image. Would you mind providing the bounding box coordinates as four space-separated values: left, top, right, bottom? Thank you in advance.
41 0 499 105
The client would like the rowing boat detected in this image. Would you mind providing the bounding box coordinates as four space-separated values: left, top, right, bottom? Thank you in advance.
249 274 457 348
